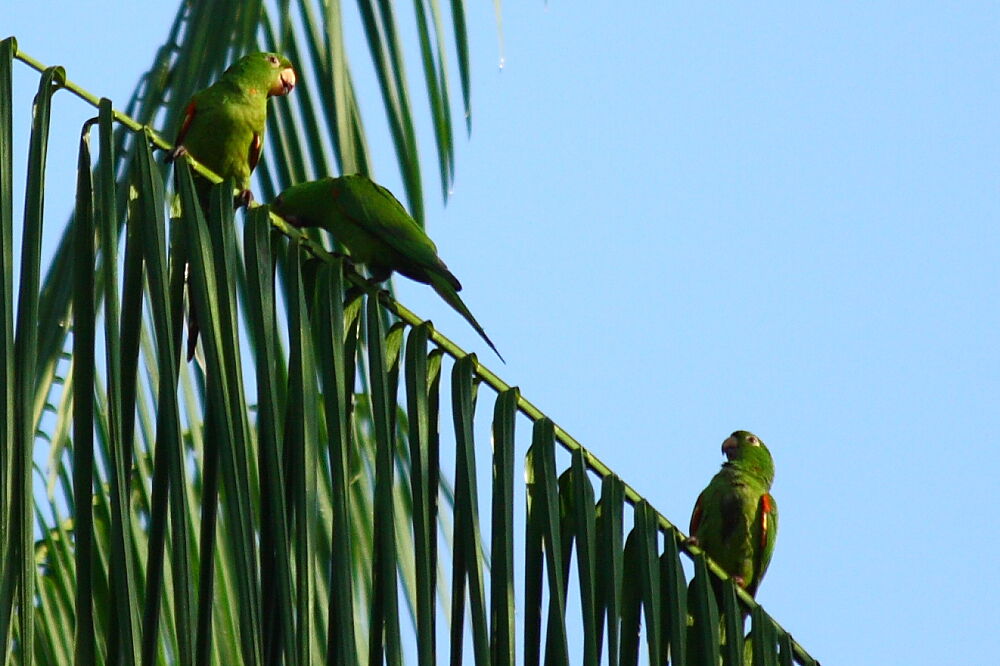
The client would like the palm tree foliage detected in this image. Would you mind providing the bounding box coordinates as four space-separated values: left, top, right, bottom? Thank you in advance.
0 4 820 665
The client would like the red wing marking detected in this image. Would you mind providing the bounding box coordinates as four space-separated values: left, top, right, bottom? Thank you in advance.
759 493 774 548
248 133 262 172
689 496 704 536
174 101 196 147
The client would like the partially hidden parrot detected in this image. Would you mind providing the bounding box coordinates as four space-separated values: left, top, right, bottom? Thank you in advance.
270 175 504 362
688 430 778 599
167 51 296 360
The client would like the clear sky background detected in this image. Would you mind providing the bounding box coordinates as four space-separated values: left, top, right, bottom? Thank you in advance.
6 3 1000 664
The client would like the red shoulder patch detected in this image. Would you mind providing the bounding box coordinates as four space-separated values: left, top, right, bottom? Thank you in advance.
759 493 774 548
174 101 197 147
248 133 262 172
689 498 704 535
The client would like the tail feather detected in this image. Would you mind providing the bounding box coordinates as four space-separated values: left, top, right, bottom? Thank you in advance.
436 262 462 292
426 273 504 363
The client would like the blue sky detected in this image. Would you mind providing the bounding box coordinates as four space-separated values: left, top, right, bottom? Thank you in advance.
6 2 1000 664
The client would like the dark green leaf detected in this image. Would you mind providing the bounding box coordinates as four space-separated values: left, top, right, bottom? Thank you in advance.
448 354 489 664
72 116 97 666
489 387 518 666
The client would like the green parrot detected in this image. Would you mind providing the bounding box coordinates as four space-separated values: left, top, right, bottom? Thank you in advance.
166 52 295 360
689 430 778 599
270 175 504 362
168 51 297 207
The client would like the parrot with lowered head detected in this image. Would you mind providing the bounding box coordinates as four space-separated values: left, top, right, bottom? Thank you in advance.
270 175 504 362
689 430 778 599
167 51 296 360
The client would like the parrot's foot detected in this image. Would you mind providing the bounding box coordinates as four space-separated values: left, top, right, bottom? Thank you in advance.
235 189 254 209
359 275 386 291
368 267 392 283
365 279 393 300
685 536 701 548
732 575 747 588
165 145 189 163
343 255 360 272
325 251 358 272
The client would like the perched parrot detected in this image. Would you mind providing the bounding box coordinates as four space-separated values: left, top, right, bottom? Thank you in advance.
688 430 778 599
270 175 504 362
167 51 296 360
168 51 297 207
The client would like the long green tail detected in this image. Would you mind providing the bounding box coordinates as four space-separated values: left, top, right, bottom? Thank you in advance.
427 273 505 363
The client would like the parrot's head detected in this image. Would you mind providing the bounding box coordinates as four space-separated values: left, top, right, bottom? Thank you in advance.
271 178 335 227
225 52 297 97
722 430 775 486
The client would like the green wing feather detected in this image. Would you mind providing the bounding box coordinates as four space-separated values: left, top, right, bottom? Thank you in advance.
272 176 502 362
425 272 504 362
330 176 460 288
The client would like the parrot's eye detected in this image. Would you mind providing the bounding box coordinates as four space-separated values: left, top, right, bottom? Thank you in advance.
748 436 759 445
267 55 279 66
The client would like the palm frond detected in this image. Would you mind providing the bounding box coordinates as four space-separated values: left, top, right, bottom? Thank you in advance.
0 20 821 666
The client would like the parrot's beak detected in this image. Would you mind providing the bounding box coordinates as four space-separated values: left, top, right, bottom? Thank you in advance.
272 67 297 96
276 211 300 227
721 434 738 459
271 197 300 227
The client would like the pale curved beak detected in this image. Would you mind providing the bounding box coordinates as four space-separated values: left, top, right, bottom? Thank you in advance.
271 67 297 96
721 434 738 458
271 198 301 227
